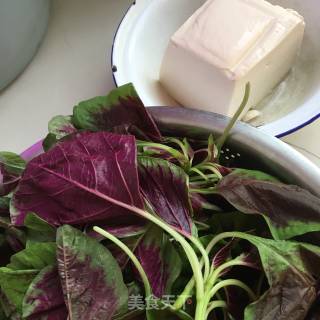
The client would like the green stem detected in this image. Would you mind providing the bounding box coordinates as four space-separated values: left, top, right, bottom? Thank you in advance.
137 141 187 164
216 292 228 320
189 174 219 182
166 137 190 160
217 83 251 153
206 301 227 319
188 237 210 282
139 212 205 299
159 302 194 320
195 299 207 320
195 164 223 180
84 184 206 301
93 227 152 297
209 279 257 301
208 258 251 288
206 232 237 255
190 188 218 195
174 232 238 310
173 277 196 310
190 167 209 181
194 220 211 230
94 227 200 320
200 202 222 212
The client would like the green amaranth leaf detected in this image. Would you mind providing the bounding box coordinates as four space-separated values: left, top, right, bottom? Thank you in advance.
0 152 26 197
43 115 76 151
0 153 25 176
0 241 56 313
7 242 56 271
0 268 38 314
238 233 320 319
72 83 162 141
57 225 128 320
230 168 280 183
244 235 320 282
0 197 10 215
24 213 56 243
0 290 20 320
47 115 76 140
0 306 8 320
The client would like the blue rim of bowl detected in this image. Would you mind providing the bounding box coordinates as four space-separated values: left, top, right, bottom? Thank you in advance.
111 0 320 138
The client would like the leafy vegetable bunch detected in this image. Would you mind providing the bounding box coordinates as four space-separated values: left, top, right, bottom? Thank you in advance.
0 83 320 320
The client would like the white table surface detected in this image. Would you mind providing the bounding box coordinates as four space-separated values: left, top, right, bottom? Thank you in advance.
0 0 320 167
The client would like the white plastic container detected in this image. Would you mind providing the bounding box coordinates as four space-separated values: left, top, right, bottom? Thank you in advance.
0 0 50 90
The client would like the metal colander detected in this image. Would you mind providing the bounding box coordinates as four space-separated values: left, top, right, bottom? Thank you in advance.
21 107 320 197
150 107 320 197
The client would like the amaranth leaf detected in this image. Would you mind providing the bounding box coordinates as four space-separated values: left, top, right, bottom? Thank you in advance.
57 225 128 320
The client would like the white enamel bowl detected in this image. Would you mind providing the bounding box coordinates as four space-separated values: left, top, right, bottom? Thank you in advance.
112 0 320 137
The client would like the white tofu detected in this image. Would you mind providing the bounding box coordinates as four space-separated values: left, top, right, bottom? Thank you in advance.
160 0 305 118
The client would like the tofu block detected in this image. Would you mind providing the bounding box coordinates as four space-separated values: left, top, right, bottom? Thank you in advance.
160 0 305 117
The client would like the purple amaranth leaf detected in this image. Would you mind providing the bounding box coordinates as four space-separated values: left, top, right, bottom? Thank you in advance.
240 251 262 271
57 225 128 320
86 220 146 242
5 233 25 253
0 152 26 197
27 306 68 320
219 166 233 176
212 240 234 269
305 282 320 320
225 286 249 320
72 83 162 142
97 224 146 238
190 193 221 214
22 265 67 319
245 268 316 320
135 225 182 297
109 235 144 270
138 156 193 236
216 170 320 240
11 131 143 227
190 193 206 214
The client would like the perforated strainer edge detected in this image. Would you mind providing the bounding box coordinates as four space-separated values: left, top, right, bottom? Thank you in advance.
149 107 320 197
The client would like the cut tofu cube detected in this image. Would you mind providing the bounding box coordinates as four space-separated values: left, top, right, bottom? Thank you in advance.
160 0 305 118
